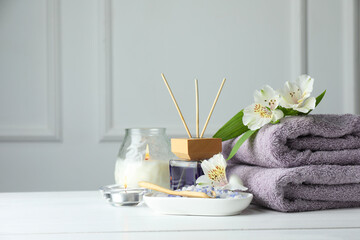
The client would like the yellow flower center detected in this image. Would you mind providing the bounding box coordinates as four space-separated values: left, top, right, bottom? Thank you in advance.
207 165 226 182
254 104 272 118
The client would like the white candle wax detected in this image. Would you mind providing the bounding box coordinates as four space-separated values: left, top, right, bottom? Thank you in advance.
115 159 170 189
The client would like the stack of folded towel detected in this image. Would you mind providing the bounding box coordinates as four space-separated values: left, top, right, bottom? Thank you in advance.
222 114 360 212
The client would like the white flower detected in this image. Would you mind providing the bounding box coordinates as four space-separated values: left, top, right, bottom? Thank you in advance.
254 85 280 110
196 153 248 191
196 153 228 187
279 75 316 113
243 85 284 131
243 104 284 130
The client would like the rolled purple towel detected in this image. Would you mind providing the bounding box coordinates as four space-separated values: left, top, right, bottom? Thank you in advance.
223 114 360 168
227 163 360 212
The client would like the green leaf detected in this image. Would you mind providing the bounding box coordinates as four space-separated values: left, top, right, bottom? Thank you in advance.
277 106 301 116
315 90 326 107
213 110 249 141
227 129 258 160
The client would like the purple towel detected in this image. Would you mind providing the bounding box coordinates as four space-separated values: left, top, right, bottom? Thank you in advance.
227 164 360 212
223 114 360 168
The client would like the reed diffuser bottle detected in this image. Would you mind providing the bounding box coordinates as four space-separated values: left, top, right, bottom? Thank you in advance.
161 74 225 190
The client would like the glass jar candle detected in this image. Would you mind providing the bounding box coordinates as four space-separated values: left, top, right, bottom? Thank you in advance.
115 128 174 189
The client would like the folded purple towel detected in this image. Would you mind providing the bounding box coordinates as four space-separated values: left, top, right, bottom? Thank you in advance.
227 164 360 212
223 114 360 168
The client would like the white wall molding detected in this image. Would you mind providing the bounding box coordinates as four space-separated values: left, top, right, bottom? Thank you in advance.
44 0 62 141
291 0 307 78
97 0 216 141
98 0 116 141
342 0 359 114
98 0 311 141
0 0 62 141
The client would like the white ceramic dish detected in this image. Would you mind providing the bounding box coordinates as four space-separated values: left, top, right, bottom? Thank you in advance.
143 192 253 216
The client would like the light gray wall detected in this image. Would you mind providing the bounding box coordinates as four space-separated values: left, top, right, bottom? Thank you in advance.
0 0 359 192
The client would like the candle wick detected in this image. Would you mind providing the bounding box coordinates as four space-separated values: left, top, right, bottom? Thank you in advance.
124 176 128 193
145 144 150 160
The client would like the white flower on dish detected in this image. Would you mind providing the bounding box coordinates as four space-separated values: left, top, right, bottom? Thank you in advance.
279 75 316 113
196 153 248 191
243 85 284 131
196 153 228 187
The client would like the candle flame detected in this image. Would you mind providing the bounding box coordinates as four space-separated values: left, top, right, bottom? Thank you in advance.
124 176 127 190
145 144 150 160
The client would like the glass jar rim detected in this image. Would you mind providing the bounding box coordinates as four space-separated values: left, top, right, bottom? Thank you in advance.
125 128 166 135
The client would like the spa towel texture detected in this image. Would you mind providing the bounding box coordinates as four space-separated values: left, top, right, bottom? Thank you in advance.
226 164 360 212
223 114 360 212
223 114 360 168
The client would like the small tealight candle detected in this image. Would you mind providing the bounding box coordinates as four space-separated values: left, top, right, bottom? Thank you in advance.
100 185 148 207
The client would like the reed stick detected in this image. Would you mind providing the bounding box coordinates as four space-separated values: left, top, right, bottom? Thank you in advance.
200 78 226 138
195 79 199 138
161 73 192 138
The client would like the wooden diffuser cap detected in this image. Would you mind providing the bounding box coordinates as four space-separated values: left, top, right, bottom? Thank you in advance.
171 138 222 161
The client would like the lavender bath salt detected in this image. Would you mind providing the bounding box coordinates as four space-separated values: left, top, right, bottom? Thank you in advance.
164 185 247 199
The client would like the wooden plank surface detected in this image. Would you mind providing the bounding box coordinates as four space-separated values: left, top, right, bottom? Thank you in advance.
0 191 359 239
2 229 360 240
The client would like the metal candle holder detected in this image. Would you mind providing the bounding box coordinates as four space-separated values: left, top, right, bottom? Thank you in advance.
100 185 149 206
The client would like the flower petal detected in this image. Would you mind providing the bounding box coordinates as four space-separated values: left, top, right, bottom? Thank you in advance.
246 116 271 130
199 154 228 187
225 175 248 191
244 103 273 130
247 122 263 131
256 117 272 129
196 175 211 185
242 104 257 126
296 75 314 96
211 153 226 168
279 83 295 107
254 85 279 110
294 97 316 113
254 89 265 104
200 159 214 175
262 85 277 98
271 109 284 122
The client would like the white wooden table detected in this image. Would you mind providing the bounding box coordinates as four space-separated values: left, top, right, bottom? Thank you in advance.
1 191 359 240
